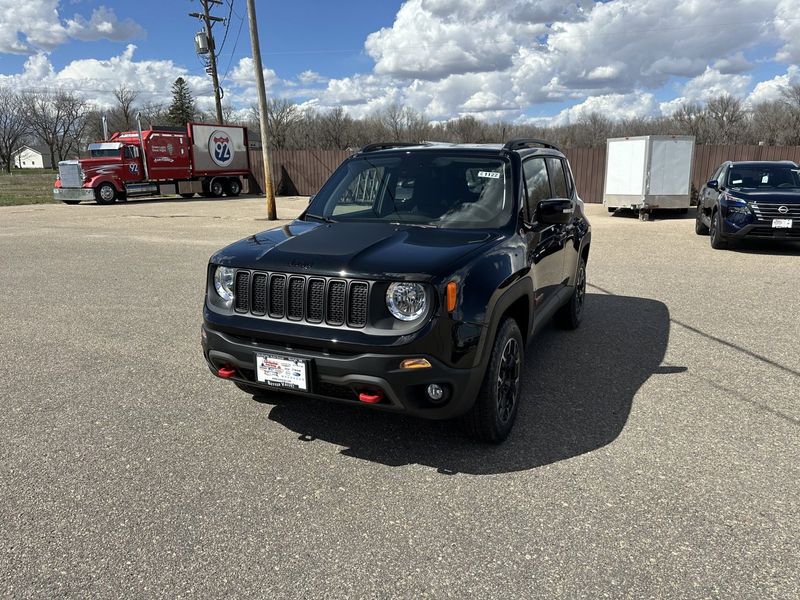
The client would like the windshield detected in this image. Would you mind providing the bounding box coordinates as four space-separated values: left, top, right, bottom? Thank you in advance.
726 165 800 190
306 153 512 229
89 149 121 158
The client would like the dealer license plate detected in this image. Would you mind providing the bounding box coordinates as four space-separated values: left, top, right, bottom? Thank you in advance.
255 353 308 391
772 219 793 228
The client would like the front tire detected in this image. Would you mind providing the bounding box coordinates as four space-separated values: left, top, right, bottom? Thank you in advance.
95 183 117 205
461 318 524 443
695 205 709 235
709 209 728 249
554 256 587 330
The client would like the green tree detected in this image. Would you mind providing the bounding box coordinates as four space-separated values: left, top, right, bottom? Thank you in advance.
167 78 196 126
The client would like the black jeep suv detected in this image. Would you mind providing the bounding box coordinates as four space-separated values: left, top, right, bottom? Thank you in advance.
696 160 800 248
202 140 591 442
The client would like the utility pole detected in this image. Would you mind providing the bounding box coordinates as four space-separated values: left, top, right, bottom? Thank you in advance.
245 0 277 220
190 0 224 125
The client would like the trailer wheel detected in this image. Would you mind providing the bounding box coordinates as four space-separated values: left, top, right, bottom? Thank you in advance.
209 179 225 197
226 178 242 197
95 183 117 205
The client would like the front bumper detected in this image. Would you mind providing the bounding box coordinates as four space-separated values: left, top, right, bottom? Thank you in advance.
201 324 484 419
54 187 95 202
721 213 800 240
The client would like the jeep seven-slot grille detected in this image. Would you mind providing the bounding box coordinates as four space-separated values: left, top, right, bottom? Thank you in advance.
234 271 369 328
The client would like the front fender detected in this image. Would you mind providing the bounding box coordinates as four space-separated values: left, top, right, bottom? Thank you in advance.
86 175 123 192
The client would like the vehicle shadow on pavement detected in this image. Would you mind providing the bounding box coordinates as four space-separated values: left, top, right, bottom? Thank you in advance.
728 240 800 256
260 292 676 475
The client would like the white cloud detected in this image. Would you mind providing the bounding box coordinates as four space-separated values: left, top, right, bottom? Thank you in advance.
747 66 800 105
365 0 588 80
550 92 657 126
0 45 210 110
65 6 144 42
0 1 143 53
774 0 800 63
320 0 795 121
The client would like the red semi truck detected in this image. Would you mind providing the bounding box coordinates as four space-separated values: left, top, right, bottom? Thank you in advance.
54 121 251 204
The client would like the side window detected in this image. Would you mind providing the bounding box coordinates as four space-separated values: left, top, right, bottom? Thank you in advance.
522 158 551 218
546 157 569 198
124 146 139 159
717 166 728 187
333 166 385 215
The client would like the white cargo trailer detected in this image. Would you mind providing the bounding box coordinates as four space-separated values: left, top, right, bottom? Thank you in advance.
603 135 695 220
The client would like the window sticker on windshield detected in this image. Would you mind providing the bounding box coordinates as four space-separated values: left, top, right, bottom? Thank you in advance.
478 171 501 179
732 179 743 184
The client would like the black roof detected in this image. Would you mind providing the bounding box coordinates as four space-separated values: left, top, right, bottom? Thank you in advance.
355 140 564 159
727 160 798 168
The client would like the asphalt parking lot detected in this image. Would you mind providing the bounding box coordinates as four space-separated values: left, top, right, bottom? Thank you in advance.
1 197 798 598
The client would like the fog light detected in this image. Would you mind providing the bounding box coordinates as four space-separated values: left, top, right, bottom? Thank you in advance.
400 358 432 370
426 384 444 401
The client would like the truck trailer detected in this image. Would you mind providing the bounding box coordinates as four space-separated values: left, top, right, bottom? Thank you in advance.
54 121 251 204
603 135 695 220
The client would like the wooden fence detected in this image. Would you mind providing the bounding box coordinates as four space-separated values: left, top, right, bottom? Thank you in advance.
249 145 800 203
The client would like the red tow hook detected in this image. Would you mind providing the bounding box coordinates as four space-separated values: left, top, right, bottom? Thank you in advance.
358 390 384 404
217 365 236 379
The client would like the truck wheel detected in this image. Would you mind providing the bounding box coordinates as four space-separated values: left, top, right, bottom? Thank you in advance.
695 206 709 235
226 178 242 197
209 179 225 197
461 318 524 444
709 209 728 250
95 183 117 205
554 256 587 330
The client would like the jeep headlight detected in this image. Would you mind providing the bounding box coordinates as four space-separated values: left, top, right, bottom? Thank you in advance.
213 266 235 303
386 282 427 321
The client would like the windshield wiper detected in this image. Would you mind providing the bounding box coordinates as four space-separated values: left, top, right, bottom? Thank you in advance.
304 213 337 224
390 221 439 228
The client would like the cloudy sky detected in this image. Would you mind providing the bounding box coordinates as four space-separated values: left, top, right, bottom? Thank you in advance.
0 0 799 124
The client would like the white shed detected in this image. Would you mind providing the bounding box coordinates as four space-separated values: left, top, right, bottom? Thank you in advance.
12 146 46 169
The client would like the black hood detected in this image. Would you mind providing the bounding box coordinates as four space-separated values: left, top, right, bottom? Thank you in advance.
211 220 501 280
727 189 800 204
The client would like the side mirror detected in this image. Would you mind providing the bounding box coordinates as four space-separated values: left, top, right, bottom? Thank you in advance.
537 198 573 225
706 179 718 190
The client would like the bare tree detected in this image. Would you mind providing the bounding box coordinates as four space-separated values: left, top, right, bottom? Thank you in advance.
780 84 800 145
672 102 709 142
319 107 353 149
110 86 139 131
706 95 745 144
28 90 91 166
0 88 30 173
750 101 789 145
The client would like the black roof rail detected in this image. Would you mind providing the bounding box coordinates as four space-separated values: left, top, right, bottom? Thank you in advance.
359 142 420 153
502 138 562 153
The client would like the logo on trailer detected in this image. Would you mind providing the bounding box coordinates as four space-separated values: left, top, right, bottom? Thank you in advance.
208 130 234 167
